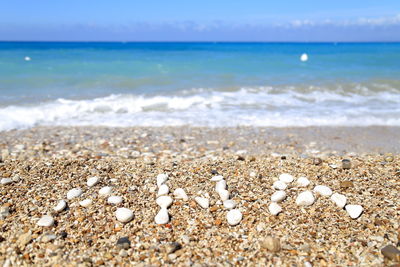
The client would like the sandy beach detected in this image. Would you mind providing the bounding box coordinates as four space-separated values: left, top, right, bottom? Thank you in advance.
0 126 399 266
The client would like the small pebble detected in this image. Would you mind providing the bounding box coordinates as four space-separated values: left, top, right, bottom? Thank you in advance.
53 200 67 213
67 188 83 200
116 237 131 249
340 181 353 189
0 178 12 185
210 175 224 181
87 176 99 187
37 215 55 227
226 209 242 226
194 197 209 209
313 185 333 196
330 193 347 208
173 188 188 201
272 181 287 190
156 173 168 187
313 158 323 165
345 204 363 219
215 180 227 193
99 186 112 196
279 173 294 183
381 244 400 262
271 191 287 203
107 196 123 205
218 189 230 201
223 199 236 209
297 177 310 187
342 159 351 169
268 202 282 215
156 196 173 209
115 208 134 223
296 191 315 206
157 184 169 196
0 206 10 219
41 233 56 243
79 199 93 207
167 242 182 254
155 208 169 224
261 236 281 252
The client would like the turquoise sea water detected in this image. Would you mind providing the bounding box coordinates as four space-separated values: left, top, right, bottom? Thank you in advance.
0 42 400 130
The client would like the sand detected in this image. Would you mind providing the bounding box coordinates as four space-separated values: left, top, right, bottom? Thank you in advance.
0 126 399 266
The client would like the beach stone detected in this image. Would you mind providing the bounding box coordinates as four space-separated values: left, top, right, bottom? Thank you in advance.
272 181 287 190
195 197 209 209
215 180 227 193
79 199 93 207
17 231 32 249
167 242 182 254
279 173 294 183
156 173 168 187
330 193 347 208
173 188 188 201
340 181 353 189
1 178 12 185
115 208 134 223
381 245 400 262
37 215 55 227
342 159 351 169
155 208 169 224
261 236 281 252
223 199 236 209
157 184 169 196
53 200 67 213
296 191 315 206
297 177 310 187
156 196 173 209
67 188 83 200
345 204 363 219
271 190 287 203
211 175 224 181
313 158 323 165
268 202 282 215
107 196 123 205
11 175 20 182
99 186 112 196
87 176 99 187
226 209 242 226
41 233 56 243
218 189 230 201
116 237 131 249
313 185 333 196
0 206 10 219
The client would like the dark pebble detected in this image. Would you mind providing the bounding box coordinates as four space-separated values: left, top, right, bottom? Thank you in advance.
168 242 182 254
342 159 351 169
211 170 219 175
60 231 68 239
117 237 131 249
237 156 245 161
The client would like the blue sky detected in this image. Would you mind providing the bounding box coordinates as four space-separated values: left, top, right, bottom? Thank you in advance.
1 0 400 41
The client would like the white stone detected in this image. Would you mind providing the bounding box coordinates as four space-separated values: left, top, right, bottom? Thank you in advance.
87 176 99 187
313 185 333 196
156 196 173 209
211 175 224 181
115 208 134 223
345 205 363 219
218 189 230 201
279 173 294 183
1 178 12 185
296 191 315 206
330 193 347 208
223 200 236 209
272 181 287 190
79 199 93 207
156 173 168 187
297 177 310 187
155 208 169 224
268 202 282 215
195 197 209 209
249 171 257 177
215 180 227 193
173 188 188 201
107 196 123 205
226 209 242 226
54 200 67 212
99 186 112 196
37 215 54 227
271 190 287 202
67 188 83 200
157 184 169 196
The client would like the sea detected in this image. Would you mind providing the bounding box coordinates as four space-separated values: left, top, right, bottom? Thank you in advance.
1 42 400 131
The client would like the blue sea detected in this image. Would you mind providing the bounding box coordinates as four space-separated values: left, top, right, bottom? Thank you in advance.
1 42 400 131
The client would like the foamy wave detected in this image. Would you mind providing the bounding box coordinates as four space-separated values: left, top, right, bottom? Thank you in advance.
1 87 400 131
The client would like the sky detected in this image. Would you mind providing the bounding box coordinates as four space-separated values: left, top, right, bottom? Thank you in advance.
1 0 400 41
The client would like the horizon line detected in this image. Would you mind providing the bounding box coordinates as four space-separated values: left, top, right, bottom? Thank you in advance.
1 40 400 43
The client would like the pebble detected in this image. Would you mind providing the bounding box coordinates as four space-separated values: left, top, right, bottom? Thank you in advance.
381 244 400 262
99 186 112 196
115 208 134 223
268 202 282 215
66 188 83 200
37 215 55 227
218 189 230 201
16 231 32 248
41 233 56 243
0 206 10 219
210 175 224 181
157 184 169 196
296 191 315 206
156 173 168 187
155 208 169 224
271 190 287 202
79 199 93 207
272 181 287 190
215 180 227 193
223 199 236 209
156 196 173 208
330 193 347 208
107 196 123 205
1 178 12 185
297 177 310 187
87 176 100 187
195 197 209 209
226 209 243 226
279 173 294 183
54 200 67 212
342 159 351 169
167 242 182 254
345 204 363 219
116 237 131 249
173 188 188 201
261 236 281 252
340 181 353 189
313 185 333 196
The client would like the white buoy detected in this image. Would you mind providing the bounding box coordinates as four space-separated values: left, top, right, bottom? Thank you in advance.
24 56 31 61
300 53 308 62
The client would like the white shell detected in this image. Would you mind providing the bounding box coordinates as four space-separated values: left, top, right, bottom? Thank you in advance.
330 193 347 208
54 200 67 212
115 208 134 223
156 174 168 187
210 175 224 181
272 181 287 190
226 209 242 226
268 202 282 215
296 191 315 206
173 188 188 201
155 208 169 224
99 186 112 196
67 188 83 200
297 177 310 187
1 178 12 185
218 189 230 201
107 196 123 205
87 176 99 187
156 196 173 209
215 180 227 193
79 199 93 207
313 185 333 196
345 204 363 219
223 199 236 209
271 190 287 203
157 184 169 196
195 197 209 209
279 173 294 183
37 215 54 227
